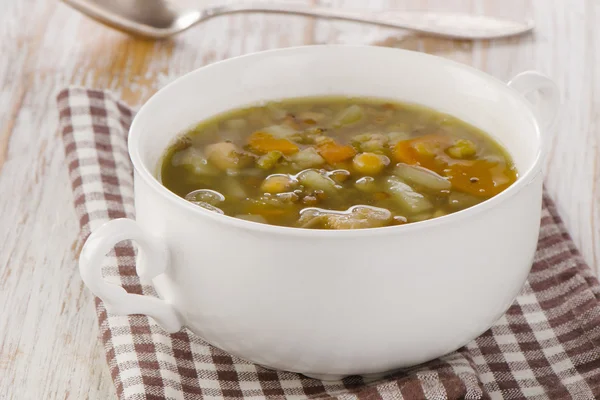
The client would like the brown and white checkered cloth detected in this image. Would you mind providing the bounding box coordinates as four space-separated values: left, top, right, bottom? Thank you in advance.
58 87 600 400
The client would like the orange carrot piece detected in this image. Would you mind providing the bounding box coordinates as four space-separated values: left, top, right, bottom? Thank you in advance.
393 134 456 173
317 141 357 165
248 132 299 155
392 140 419 165
393 133 517 198
446 160 516 197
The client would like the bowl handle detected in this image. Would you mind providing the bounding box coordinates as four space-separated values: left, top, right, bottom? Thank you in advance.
508 71 560 162
79 218 183 333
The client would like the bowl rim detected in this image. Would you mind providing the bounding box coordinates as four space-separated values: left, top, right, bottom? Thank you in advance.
128 44 543 238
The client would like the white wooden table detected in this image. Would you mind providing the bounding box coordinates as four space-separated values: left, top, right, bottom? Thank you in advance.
1 0 598 398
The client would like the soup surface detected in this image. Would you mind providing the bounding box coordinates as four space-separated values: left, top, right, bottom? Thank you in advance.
161 97 517 229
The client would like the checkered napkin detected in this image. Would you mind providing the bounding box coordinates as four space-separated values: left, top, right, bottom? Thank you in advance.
58 87 600 400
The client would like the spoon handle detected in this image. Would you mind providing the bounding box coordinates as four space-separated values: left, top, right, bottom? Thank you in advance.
207 4 534 40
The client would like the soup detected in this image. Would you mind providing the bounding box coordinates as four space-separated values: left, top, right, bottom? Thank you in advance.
160 97 517 229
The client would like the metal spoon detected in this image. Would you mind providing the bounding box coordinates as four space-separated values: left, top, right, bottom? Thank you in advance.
61 0 534 40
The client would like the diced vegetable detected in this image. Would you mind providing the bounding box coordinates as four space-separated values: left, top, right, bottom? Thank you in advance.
394 163 451 191
385 176 433 214
351 133 373 144
317 140 357 164
413 141 439 157
256 151 284 170
248 132 299 155
445 160 515 197
222 178 248 198
288 127 326 145
171 147 220 176
352 152 390 175
326 206 392 229
297 206 392 230
392 134 455 173
393 139 421 165
351 133 389 153
447 139 477 159
297 209 326 228
261 124 298 138
244 191 300 219
297 169 338 194
354 176 378 192
332 105 364 128
261 174 297 194
392 215 408 225
387 131 411 146
361 141 387 154
205 142 255 171
315 136 336 145
289 148 325 169
393 135 514 197
356 133 389 143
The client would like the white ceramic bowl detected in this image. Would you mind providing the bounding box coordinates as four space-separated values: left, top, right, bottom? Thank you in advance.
79 45 559 380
